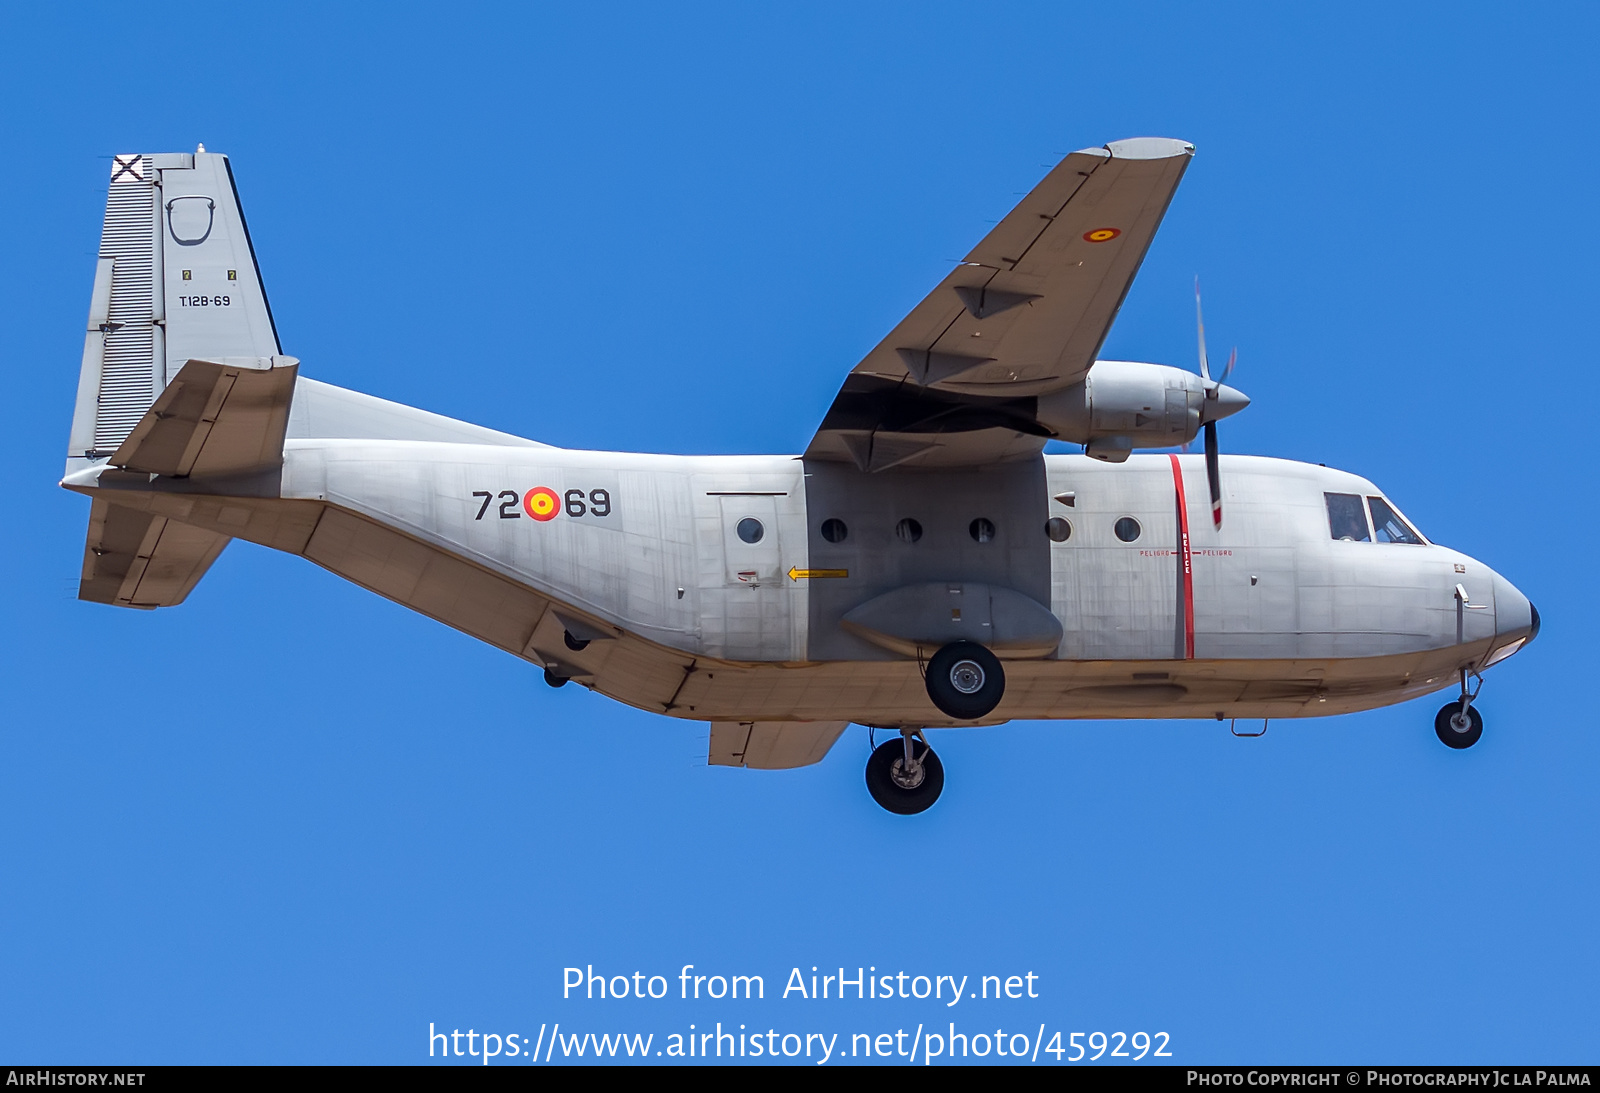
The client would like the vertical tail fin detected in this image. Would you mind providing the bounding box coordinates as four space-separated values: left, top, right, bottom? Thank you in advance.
66 148 285 608
67 149 280 476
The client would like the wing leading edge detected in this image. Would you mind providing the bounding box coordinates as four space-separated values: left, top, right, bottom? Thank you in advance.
806 137 1193 471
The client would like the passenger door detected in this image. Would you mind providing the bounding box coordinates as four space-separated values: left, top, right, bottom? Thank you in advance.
690 472 805 661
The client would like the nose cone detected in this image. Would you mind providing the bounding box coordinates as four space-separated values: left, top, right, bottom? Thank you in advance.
1487 572 1538 665
1203 383 1250 423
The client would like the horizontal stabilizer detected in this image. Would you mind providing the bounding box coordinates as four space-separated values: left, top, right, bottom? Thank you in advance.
708 721 849 769
80 499 230 608
112 356 298 478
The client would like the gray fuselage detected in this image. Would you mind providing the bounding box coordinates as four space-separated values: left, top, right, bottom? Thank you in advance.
246 430 1533 729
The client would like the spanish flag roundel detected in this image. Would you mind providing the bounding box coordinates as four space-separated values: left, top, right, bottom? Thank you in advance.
523 486 560 521
1083 227 1121 243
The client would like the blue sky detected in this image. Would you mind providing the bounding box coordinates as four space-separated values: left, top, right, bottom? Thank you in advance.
1 1 1594 1065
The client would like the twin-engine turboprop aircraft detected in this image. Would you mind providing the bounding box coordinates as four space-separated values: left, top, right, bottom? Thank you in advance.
62 139 1536 814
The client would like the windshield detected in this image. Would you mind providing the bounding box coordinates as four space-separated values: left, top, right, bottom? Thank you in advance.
1325 493 1371 541
1368 497 1424 544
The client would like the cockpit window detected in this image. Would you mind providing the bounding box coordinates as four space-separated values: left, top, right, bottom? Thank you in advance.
1368 497 1424 544
1325 493 1371 541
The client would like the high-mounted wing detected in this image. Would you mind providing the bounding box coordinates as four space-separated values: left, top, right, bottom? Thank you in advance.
806 137 1193 471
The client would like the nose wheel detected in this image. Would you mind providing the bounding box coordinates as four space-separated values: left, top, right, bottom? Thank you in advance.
865 731 944 814
1434 668 1484 749
1435 703 1482 748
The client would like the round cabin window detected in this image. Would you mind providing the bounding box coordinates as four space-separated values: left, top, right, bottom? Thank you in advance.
895 518 923 544
820 518 848 543
1045 517 1072 542
1114 516 1141 543
736 517 764 544
969 517 996 543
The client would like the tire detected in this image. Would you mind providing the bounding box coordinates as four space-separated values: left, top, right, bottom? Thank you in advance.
924 641 1005 720
1434 702 1483 749
544 667 569 688
864 738 945 815
563 630 591 652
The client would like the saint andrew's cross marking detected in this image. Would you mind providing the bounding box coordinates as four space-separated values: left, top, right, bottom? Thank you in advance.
110 155 143 183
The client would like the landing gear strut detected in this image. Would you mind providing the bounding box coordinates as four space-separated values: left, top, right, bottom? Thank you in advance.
1434 668 1483 749
924 641 1005 720
865 730 944 814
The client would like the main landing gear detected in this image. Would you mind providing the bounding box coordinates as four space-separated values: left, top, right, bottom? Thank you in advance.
1434 668 1484 749
865 730 945 814
924 641 1005 720
861 641 1003 814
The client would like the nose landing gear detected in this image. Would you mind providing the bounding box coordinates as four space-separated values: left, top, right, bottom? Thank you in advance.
1434 668 1484 749
865 730 945 814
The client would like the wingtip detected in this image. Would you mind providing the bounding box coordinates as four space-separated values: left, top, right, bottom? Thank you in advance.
1102 137 1195 160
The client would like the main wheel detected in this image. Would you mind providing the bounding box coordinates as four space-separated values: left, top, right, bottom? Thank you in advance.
1434 702 1483 749
865 737 944 815
924 641 1005 720
544 667 569 688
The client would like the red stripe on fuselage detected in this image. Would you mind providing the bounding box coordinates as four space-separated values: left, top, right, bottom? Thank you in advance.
1169 454 1195 659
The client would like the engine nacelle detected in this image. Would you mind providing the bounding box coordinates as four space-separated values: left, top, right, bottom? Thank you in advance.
1036 360 1241 462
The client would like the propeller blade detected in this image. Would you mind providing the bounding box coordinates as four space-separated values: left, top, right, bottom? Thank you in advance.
1218 347 1237 385
1194 278 1210 384
1204 420 1222 529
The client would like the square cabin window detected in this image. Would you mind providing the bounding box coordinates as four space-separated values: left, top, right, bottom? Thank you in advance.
1325 493 1371 541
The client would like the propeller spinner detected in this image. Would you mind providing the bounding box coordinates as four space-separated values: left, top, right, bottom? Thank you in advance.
1194 279 1249 528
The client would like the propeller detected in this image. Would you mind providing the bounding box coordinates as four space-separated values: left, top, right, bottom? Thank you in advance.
1194 279 1246 529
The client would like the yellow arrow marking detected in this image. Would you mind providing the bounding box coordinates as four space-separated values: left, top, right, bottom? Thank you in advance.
788 566 848 581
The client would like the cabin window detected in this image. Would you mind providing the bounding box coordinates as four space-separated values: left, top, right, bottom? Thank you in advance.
1114 517 1141 543
969 517 996 543
1045 517 1072 542
1368 497 1423 544
895 518 923 543
1325 493 1371 541
820 518 848 543
736 517 765 544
